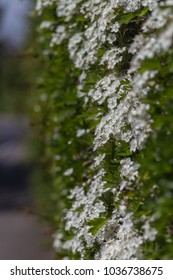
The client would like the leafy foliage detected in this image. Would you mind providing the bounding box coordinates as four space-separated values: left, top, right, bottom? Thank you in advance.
34 0 173 259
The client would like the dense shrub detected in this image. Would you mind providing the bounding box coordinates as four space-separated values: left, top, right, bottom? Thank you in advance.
34 0 173 259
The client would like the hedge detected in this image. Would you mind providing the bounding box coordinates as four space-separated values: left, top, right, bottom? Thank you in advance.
34 0 173 259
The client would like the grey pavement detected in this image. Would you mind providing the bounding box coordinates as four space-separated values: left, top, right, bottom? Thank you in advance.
0 210 54 259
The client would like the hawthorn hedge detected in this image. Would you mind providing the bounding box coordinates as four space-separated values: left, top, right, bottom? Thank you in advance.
34 0 173 259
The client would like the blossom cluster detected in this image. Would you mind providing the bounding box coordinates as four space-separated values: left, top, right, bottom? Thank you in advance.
36 0 173 259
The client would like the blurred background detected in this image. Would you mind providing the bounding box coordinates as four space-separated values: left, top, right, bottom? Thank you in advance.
0 0 53 259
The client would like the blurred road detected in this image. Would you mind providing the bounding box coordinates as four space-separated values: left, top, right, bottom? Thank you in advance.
0 211 53 260
0 115 53 259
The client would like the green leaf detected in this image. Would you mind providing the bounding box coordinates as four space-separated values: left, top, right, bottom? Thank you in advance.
88 217 108 235
138 7 149 17
119 13 134 24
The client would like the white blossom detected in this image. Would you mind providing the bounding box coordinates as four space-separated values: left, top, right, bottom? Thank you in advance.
36 0 54 15
120 158 139 181
50 25 68 46
91 153 105 168
76 129 89 137
142 220 158 241
100 47 126 69
63 168 74 176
